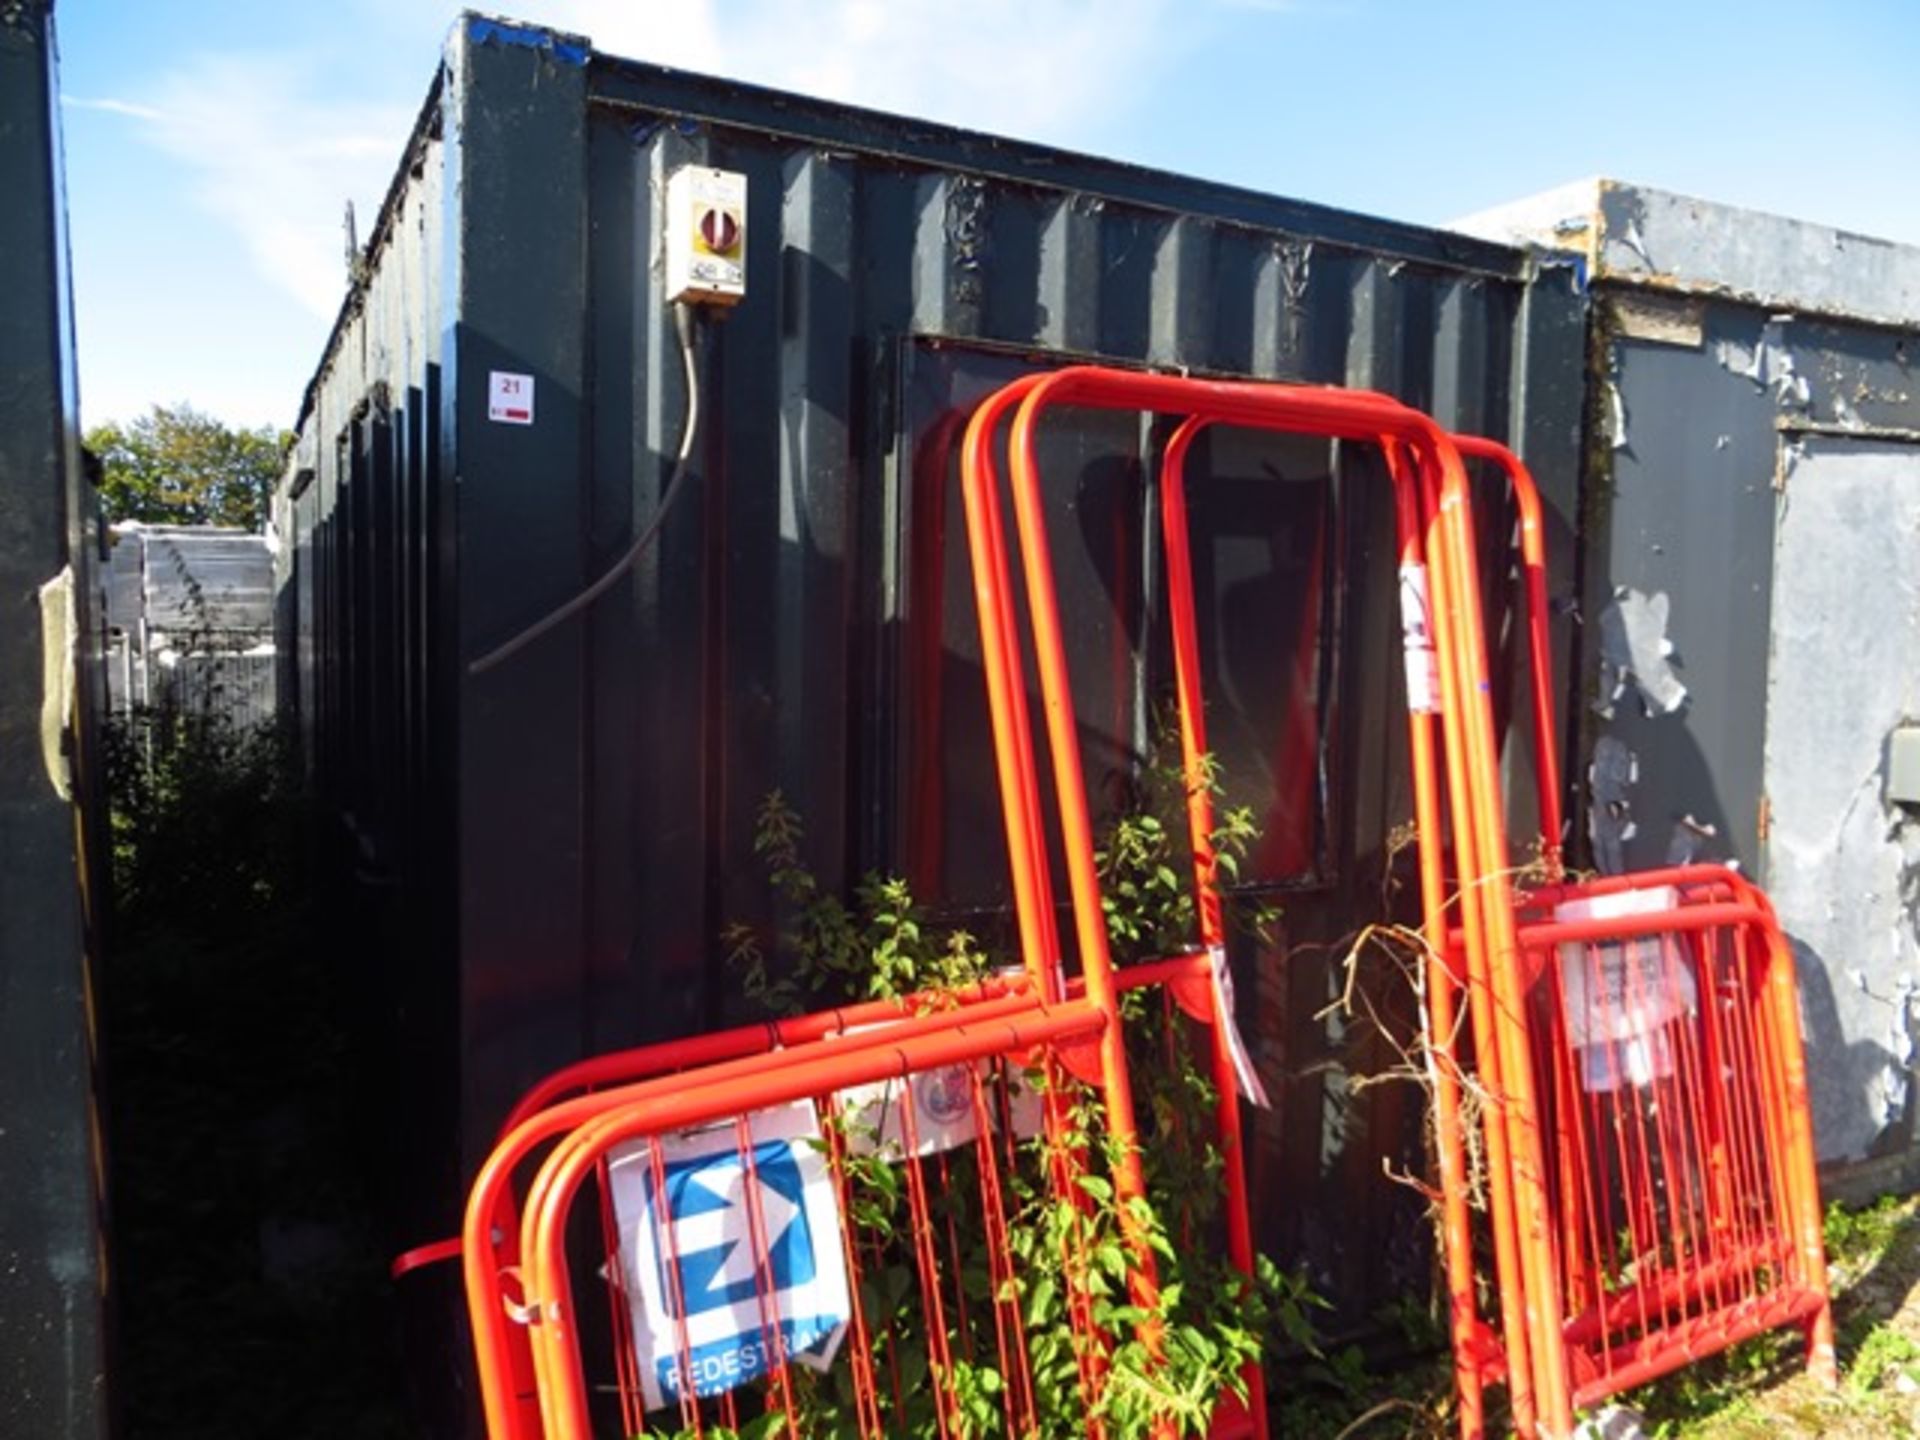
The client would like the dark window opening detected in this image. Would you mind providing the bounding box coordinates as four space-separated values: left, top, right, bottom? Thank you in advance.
891 341 1341 922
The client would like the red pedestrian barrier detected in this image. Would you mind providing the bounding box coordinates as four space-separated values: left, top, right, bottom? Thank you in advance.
964 368 1833 1437
431 953 1261 1440
964 367 1571 1434
1508 865 1834 1408
401 365 1833 1440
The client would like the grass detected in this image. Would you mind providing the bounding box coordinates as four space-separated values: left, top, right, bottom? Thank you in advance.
1641 1192 1920 1438
1260 1192 1920 1439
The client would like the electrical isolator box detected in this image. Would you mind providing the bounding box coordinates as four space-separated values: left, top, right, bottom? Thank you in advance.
664 166 747 307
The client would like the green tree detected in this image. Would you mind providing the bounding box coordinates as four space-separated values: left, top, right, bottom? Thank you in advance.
86 404 290 531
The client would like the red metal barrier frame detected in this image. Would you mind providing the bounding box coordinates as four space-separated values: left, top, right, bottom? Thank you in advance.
462 986 1050 1440
1033 373 1566 1434
514 1000 1112 1440
962 367 1570 1435
451 953 1245 1440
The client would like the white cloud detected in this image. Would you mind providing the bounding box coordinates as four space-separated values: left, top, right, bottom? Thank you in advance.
89 1 1237 330
91 55 411 320
536 0 1190 149
63 95 168 122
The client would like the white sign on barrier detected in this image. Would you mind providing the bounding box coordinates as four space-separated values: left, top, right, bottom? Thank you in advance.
607 1101 850 1411
1209 945 1272 1110
1555 886 1698 1092
836 1060 1045 1159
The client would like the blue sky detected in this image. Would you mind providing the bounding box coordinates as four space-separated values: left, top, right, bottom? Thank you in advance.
55 0 1920 431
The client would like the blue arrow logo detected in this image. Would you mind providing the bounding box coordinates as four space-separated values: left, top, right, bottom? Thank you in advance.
648 1138 817 1317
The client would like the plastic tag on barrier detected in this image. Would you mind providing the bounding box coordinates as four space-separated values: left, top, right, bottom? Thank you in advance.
1554 887 1698 1093
1398 563 1441 714
1209 946 1271 1110
607 1101 852 1411
837 1062 1045 1160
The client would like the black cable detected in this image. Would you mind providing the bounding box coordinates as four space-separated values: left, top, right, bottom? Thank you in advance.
468 304 704 676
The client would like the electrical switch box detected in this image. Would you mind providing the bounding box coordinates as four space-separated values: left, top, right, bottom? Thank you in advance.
1890 725 1920 807
664 166 747 307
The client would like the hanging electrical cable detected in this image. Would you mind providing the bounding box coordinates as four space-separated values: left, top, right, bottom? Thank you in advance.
468 303 705 676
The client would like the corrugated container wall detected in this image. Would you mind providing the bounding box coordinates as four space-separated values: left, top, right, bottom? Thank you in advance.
0 3 110 1435
276 12 1587 1376
1460 180 1920 1195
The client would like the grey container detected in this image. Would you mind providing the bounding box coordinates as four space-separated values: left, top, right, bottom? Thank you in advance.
0 3 109 1435
1459 179 1920 1185
276 12 1588 1380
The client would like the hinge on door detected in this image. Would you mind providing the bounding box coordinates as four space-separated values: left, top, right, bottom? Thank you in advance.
1757 793 1771 843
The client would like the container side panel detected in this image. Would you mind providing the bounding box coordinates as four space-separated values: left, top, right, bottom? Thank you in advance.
1762 435 1920 1165
568 99 1583 1328
275 80 456 1263
0 6 108 1436
1585 302 1793 875
444 25 593 1166
283 40 1586 1354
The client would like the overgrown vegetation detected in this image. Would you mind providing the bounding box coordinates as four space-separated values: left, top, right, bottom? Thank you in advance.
711 752 1307 1438
100 692 1920 1440
106 709 298 919
103 709 411 1440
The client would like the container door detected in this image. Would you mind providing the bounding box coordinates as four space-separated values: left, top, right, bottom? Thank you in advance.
1762 433 1920 1164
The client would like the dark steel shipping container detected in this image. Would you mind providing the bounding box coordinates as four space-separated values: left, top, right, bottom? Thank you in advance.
0 2 110 1435
275 13 1588 1401
1461 180 1920 1192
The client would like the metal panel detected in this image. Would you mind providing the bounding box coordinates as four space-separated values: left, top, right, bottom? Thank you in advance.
277 16 1586 1366
159 651 277 732
1468 179 1920 1191
1584 298 1920 877
447 19 595 1175
1585 301 1785 876
117 528 274 634
1458 177 1920 333
1763 435 1920 1164
0 4 108 1436
563 95 1584 1325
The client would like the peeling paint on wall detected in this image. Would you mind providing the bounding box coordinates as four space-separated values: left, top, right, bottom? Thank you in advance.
1665 814 1719 866
1606 378 1630 451
1619 214 1654 270
1588 735 1638 876
1763 435 1920 1162
1595 586 1687 718
1713 317 1812 409
1612 290 1704 348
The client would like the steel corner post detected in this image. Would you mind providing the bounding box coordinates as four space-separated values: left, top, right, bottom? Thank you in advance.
444 13 597 1180
1 7 110 1440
